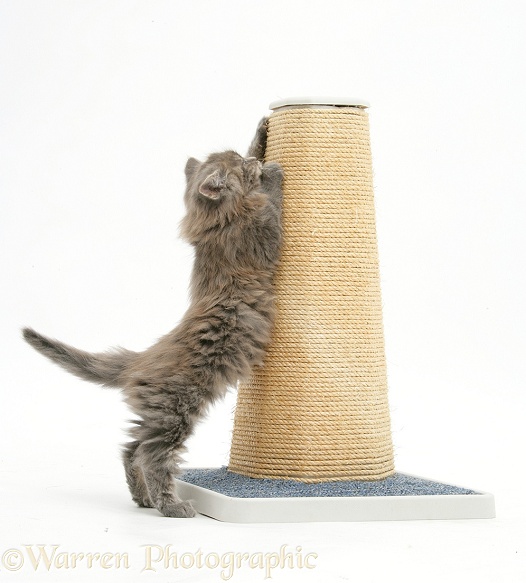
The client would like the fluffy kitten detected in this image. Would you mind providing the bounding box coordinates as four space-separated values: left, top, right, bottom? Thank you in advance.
23 119 283 518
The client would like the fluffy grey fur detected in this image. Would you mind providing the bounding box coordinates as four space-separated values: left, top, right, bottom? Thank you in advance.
23 118 283 518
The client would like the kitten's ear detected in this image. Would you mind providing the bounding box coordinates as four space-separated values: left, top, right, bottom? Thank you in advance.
185 157 201 182
199 170 226 200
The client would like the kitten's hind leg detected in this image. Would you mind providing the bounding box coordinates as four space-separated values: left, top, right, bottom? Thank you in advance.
122 441 154 509
135 440 196 518
142 465 196 518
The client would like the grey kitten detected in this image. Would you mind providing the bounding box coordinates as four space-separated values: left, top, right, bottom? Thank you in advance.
23 119 283 518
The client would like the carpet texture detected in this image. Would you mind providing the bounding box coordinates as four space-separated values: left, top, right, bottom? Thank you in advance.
179 467 478 498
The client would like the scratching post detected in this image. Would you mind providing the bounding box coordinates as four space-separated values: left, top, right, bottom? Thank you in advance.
229 101 394 481
177 98 495 522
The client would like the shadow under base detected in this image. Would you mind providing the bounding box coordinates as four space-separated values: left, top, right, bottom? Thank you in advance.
175 467 495 523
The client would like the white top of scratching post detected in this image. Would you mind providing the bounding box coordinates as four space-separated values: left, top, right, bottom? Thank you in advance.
269 96 370 110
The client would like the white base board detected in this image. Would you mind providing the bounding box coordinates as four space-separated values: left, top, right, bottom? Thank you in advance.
175 473 495 523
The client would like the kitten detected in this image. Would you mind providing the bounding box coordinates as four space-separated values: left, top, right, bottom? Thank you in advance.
23 119 283 518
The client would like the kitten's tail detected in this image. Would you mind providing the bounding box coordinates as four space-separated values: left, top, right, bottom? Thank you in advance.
22 328 136 388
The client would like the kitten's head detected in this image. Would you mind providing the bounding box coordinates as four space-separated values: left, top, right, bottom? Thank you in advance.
185 150 262 203
181 150 263 241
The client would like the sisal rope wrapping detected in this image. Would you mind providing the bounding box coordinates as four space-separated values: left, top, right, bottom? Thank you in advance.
229 107 395 482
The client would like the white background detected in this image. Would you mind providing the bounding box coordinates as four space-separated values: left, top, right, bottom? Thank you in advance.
1 1 525 581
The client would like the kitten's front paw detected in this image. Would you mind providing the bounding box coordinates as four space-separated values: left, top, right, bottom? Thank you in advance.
255 116 268 142
247 117 268 160
158 500 196 518
262 162 283 180
261 163 284 193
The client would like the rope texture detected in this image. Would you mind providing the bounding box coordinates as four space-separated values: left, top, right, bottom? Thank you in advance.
229 108 395 482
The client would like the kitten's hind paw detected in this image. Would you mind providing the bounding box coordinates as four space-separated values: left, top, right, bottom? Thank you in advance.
158 500 196 518
133 495 154 509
